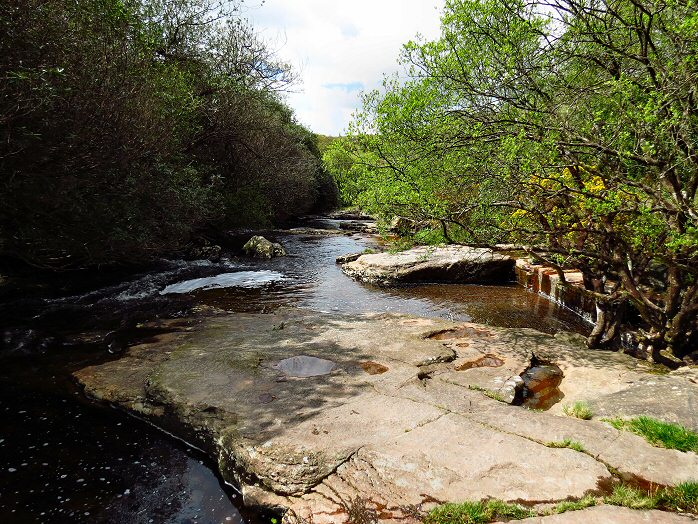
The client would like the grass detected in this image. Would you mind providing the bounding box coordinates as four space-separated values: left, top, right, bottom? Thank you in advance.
604 484 658 510
546 439 586 452
659 482 698 513
604 416 698 452
424 500 533 524
425 483 698 522
603 482 698 514
552 495 597 514
562 401 594 420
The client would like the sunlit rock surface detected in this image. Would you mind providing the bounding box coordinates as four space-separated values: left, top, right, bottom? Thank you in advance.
74 309 698 523
342 245 514 286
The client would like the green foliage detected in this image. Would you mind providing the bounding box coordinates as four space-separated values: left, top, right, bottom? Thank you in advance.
425 500 533 523
332 0 698 359
563 402 594 420
552 496 597 514
413 228 448 246
604 416 698 452
0 0 336 268
546 439 586 453
658 482 698 514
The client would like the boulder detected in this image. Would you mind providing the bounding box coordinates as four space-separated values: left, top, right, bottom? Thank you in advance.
338 220 379 234
242 235 286 259
388 216 416 233
335 253 363 264
342 245 514 286
326 209 374 221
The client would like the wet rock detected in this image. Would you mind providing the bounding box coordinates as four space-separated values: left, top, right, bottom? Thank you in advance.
338 221 378 234
242 236 287 259
104 330 128 354
429 326 496 340
326 209 374 221
274 355 336 377
342 246 514 287
335 253 363 264
518 360 565 410
359 361 389 375
455 354 505 370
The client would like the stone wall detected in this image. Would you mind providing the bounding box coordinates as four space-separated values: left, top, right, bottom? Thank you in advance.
515 259 596 324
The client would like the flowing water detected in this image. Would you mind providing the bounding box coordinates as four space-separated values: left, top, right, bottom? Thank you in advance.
0 218 590 523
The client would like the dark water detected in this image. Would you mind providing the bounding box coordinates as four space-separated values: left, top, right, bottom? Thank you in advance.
0 336 252 524
0 218 590 523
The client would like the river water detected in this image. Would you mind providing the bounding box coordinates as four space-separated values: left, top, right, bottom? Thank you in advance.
0 218 589 523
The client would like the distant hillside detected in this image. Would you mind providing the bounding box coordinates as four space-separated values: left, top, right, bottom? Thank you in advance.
316 134 340 153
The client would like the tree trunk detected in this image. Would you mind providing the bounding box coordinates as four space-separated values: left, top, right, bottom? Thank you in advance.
586 299 624 349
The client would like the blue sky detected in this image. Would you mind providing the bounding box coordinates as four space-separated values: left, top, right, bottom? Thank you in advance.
247 1 444 136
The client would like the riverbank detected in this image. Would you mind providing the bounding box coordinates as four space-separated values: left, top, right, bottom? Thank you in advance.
3 216 694 523
73 308 698 523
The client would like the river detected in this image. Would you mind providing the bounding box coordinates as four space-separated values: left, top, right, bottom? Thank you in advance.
0 218 590 523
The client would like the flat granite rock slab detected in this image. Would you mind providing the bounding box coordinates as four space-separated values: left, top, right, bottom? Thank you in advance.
341 245 514 286
468 403 698 488
72 309 698 522
512 505 697 523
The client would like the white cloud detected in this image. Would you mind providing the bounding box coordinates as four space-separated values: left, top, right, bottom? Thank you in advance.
246 1 444 136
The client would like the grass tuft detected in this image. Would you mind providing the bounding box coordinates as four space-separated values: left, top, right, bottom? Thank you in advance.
658 482 698 514
424 500 533 523
552 495 597 514
604 416 698 452
546 439 586 452
604 484 658 510
562 401 593 420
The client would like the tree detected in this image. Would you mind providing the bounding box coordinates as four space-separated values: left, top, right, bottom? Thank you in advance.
0 0 335 268
329 0 698 362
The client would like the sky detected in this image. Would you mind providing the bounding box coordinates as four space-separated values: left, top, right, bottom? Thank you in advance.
246 1 445 136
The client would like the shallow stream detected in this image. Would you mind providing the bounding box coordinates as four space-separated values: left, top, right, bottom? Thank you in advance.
0 217 590 523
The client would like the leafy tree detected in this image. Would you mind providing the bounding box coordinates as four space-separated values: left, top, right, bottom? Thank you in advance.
329 0 698 361
0 0 335 268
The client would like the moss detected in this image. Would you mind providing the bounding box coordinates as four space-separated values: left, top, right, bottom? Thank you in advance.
604 416 698 452
546 439 586 452
562 401 593 420
424 500 533 523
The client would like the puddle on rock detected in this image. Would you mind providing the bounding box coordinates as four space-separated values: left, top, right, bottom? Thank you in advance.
360 361 389 375
517 358 564 410
428 326 495 340
455 354 505 370
275 355 336 377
